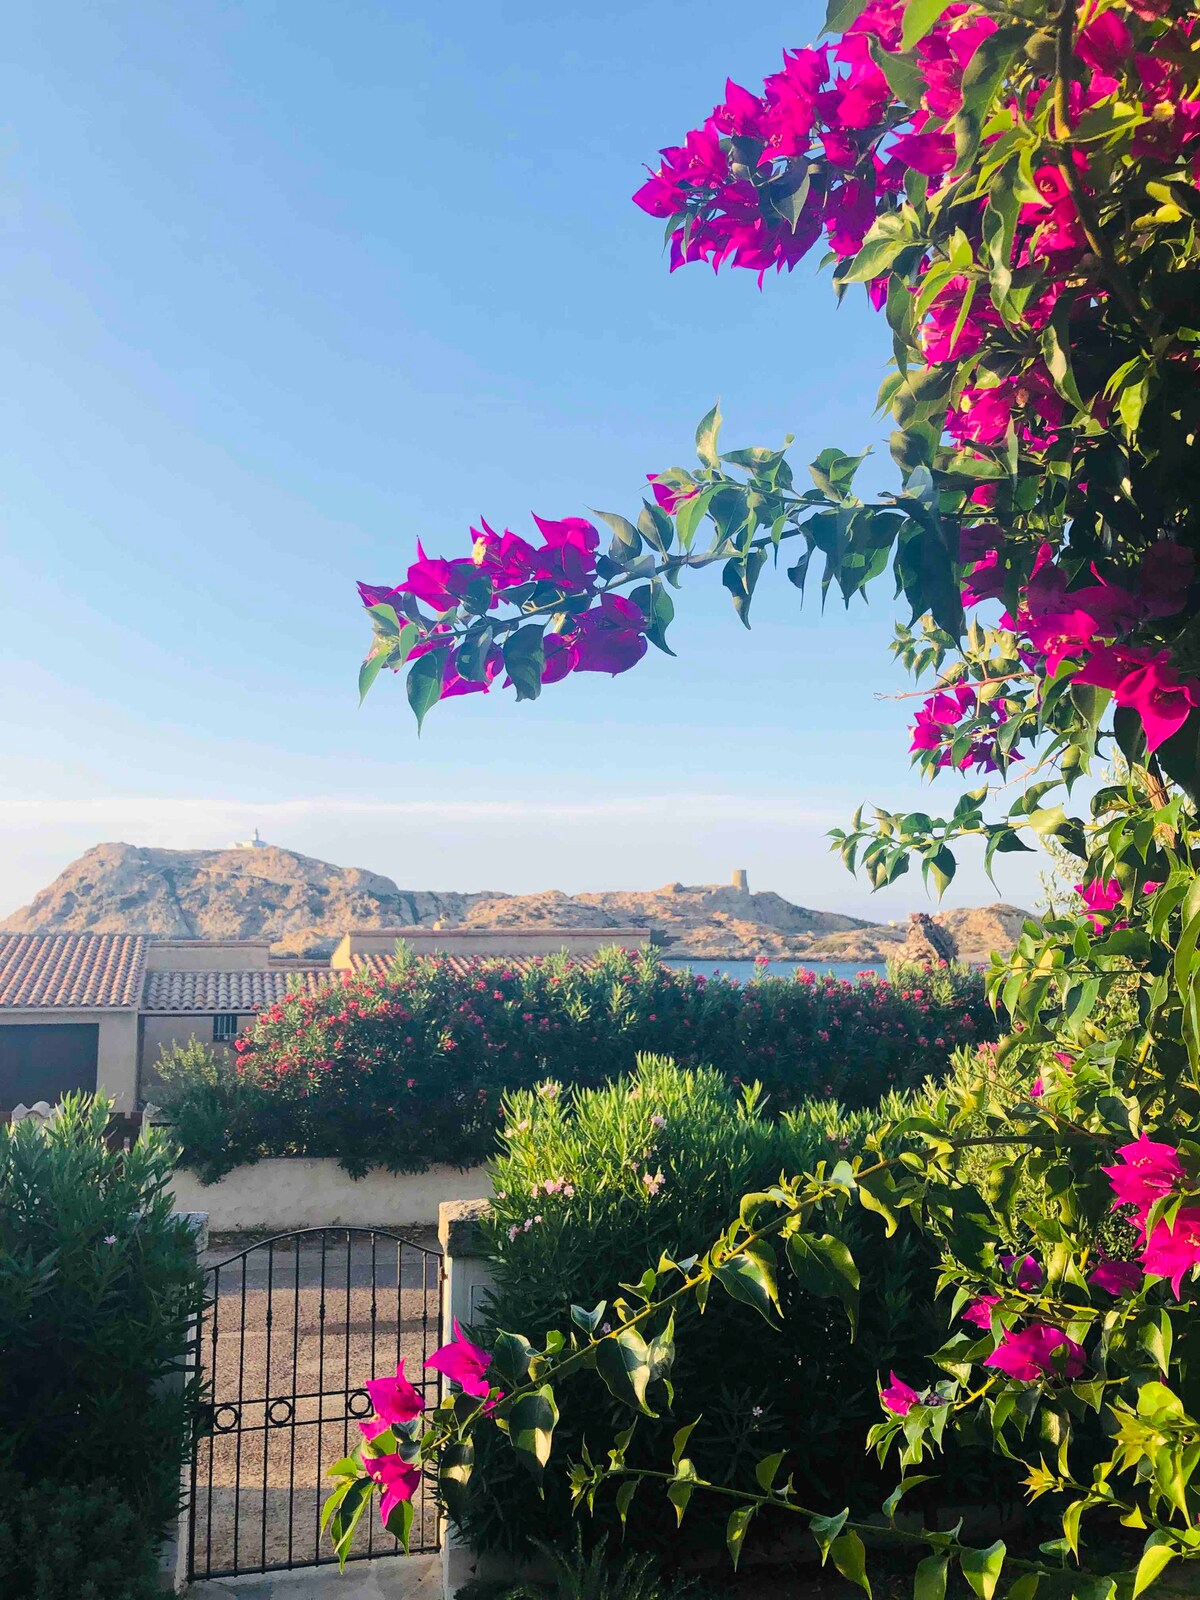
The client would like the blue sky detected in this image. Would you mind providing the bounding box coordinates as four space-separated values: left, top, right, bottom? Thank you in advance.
0 0 1043 920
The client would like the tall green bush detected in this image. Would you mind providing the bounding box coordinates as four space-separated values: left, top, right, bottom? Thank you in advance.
159 946 989 1180
460 1056 1011 1561
0 1095 205 1591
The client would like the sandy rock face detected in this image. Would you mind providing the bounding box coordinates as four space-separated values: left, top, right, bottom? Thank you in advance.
0 843 1033 962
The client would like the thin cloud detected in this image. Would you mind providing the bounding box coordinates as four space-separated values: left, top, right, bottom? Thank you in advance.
0 793 843 830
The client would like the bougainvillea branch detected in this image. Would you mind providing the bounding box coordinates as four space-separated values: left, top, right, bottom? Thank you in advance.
332 0 1200 1590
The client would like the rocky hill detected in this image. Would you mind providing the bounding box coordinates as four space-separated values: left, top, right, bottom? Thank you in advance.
0 842 1032 963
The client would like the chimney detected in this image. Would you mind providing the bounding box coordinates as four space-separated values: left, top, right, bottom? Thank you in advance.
731 868 749 894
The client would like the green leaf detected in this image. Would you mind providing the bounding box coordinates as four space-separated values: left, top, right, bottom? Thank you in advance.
671 1420 699 1470
755 1451 786 1492
901 0 954 51
696 402 723 468
810 1509 850 1565
406 650 444 733
1041 301 1086 412
842 234 912 284
727 1506 755 1571
491 1330 534 1389
960 1541 1006 1600
823 0 875 34
868 39 925 105
438 1438 474 1525
358 648 389 705
570 1301 607 1337
1004 1578 1039 1600
1133 1532 1177 1598
595 1327 656 1415
914 1554 948 1600
502 625 545 704
508 1384 559 1488
831 1530 872 1596
713 1241 781 1325
787 1231 860 1333
722 549 768 628
771 169 812 232
615 1479 638 1527
594 509 642 561
382 1495 414 1554
667 1463 697 1527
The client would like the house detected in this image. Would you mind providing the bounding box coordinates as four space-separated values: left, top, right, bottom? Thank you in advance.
0 925 659 1112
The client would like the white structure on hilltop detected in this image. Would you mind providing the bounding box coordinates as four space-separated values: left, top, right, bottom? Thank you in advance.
230 828 269 850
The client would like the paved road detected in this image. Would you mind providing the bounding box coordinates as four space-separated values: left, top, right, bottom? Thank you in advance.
188 1229 443 1580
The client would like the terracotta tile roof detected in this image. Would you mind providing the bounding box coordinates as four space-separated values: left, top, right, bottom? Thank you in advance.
0 933 146 1010
142 968 335 1013
350 952 602 981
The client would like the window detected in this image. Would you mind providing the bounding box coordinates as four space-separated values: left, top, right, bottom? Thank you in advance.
212 1014 240 1043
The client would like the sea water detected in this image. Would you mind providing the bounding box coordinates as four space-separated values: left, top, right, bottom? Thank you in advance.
660 958 888 983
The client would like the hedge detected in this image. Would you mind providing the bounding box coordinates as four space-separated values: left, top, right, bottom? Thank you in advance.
0 1096 205 1597
158 945 993 1180
456 1055 1015 1562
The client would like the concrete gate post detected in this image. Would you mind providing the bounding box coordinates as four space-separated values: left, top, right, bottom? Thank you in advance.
437 1199 496 1600
161 1209 209 1593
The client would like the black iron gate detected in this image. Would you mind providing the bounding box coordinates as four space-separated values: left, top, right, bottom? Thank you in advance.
187 1227 444 1580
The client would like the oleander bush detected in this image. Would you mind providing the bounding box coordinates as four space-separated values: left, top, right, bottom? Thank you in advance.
0 1096 205 1595
457 1056 1014 1563
0 1475 165 1600
158 945 990 1181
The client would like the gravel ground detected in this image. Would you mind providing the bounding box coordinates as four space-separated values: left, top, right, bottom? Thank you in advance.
187 1229 444 1580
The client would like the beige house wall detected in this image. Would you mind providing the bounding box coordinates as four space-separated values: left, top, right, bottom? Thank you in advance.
138 1013 256 1100
0 1009 139 1111
168 1156 493 1231
332 926 658 967
143 941 273 971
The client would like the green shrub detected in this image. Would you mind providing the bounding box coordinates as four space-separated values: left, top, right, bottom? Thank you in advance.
0 1095 205 1572
454 1530 716 1600
459 1056 1014 1562
160 945 991 1179
0 1474 165 1600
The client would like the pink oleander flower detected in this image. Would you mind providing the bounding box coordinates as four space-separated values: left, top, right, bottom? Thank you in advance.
880 1372 921 1415
1141 1207 1200 1296
1103 1135 1184 1213
1088 1258 1142 1296
984 1324 1085 1382
962 1295 1001 1329
364 1360 425 1427
364 1452 422 1528
999 1252 1044 1293
426 1320 495 1401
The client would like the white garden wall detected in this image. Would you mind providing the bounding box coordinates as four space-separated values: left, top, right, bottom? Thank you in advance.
168 1157 492 1232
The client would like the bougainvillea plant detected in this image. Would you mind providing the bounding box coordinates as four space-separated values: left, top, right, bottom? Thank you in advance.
331 0 1200 1591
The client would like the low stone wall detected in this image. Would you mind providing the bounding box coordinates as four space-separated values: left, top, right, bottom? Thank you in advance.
167 1157 493 1232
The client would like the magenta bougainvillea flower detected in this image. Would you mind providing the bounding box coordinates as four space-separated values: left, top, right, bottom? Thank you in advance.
364 1360 425 1428
1074 878 1124 932
1140 1209 1200 1297
984 1325 1085 1382
1102 1135 1183 1212
426 1320 495 1401
1088 1259 1142 1296
962 1295 1001 1329
998 1253 1044 1293
880 1372 921 1415
364 1453 422 1526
